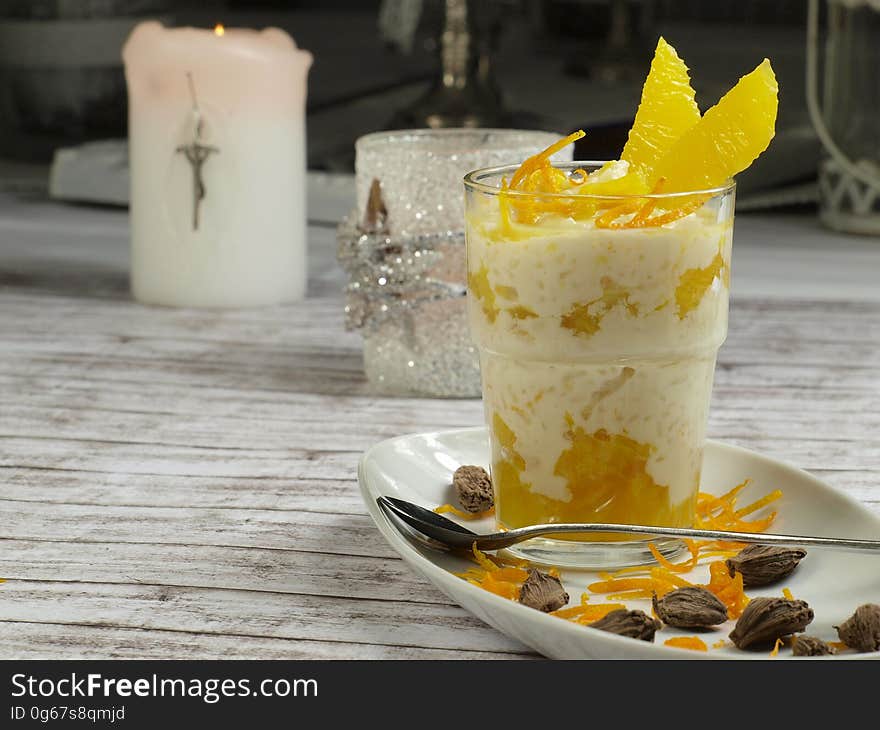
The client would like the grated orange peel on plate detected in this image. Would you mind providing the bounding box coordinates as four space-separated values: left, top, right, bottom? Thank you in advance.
454 480 783 635
664 636 708 652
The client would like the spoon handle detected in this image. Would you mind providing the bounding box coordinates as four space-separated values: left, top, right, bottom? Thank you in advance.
498 522 880 552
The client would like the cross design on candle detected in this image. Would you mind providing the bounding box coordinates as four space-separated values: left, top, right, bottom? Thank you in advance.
176 72 218 231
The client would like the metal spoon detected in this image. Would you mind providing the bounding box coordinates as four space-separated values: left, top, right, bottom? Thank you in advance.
377 495 880 553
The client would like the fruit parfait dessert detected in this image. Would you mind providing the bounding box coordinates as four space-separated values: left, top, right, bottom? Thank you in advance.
464 38 778 567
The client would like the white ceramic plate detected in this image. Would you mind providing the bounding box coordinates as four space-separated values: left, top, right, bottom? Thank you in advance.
359 427 880 660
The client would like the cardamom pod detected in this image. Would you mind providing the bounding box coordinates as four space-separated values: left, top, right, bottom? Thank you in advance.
589 609 662 642
835 603 880 652
725 544 807 587
729 596 814 650
791 635 835 657
652 587 728 628
518 569 569 613
452 465 494 513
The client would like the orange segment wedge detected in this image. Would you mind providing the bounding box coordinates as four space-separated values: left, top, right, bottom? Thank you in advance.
621 37 700 181
496 39 777 226
650 59 778 192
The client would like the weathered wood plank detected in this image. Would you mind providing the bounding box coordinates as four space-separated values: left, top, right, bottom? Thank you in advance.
0 439 364 481
0 501 395 558
0 402 481 451
0 581 530 654
0 472 368 513
0 622 534 660
0 538 453 604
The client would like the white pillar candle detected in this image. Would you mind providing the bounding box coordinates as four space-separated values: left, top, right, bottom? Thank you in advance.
123 21 312 308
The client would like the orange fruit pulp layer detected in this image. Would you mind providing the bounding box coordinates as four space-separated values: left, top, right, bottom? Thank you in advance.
492 414 695 542
496 38 777 230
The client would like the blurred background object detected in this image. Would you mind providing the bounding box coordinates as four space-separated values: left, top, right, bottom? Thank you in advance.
0 0 175 162
338 128 570 397
383 0 510 129
0 0 854 213
807 0 880 234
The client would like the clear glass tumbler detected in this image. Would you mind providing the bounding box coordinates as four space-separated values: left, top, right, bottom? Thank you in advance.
464 162 736 568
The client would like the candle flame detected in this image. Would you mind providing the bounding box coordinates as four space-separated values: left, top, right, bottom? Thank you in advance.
214 23 225 36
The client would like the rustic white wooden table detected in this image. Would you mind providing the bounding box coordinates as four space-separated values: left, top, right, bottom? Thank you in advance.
1 180 878 659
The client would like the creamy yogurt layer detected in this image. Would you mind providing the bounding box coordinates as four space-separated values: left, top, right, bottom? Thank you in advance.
466 202 733 532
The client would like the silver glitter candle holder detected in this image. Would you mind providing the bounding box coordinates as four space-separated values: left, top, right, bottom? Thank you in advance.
338 128 570 397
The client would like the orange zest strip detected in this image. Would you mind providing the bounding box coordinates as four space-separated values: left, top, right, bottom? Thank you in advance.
650 567 694 588
595 200 642 228
490 567 530 582
589 571 679 600
492 553 531 568
587 577 656 593
606 590 657 600
647 539 700 574
704 479 751 511
472 543 499 572
782 587 794 601
595 193 708 230
625 196 706 228
704 561 749 618
770 637 784 657
694 480 781 540
434 503 496 521
479 575 521 600
607 564 652 577
551 603 625 621
734 489 783 518
829 641 849 652
697 549 741 559
509 130 585 188
628 177 666 225
629 199 659 225
731 512 778 533
664 636 708 652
